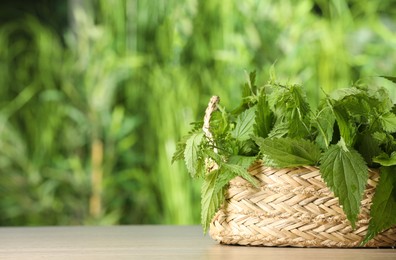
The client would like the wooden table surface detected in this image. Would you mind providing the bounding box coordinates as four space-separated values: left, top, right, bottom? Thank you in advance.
0 225 395 259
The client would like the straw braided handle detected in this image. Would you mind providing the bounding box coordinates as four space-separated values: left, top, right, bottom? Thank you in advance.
203 95 220 171
203 96 220 149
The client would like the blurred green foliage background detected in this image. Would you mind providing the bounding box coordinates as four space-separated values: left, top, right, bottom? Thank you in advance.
0 0 395 226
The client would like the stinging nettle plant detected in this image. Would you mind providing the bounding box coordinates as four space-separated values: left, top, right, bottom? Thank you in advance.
172 71 396 245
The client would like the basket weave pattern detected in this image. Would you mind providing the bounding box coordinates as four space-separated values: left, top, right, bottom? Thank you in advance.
209 163 396 247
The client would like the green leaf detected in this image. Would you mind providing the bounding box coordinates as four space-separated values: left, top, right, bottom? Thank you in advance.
246 70 257 95
238 139 259 156
173 130 202 164
380 75 396 84
379 112 396 133
313 104 335 149
233 71 258 115
232 107 256 141
209 108 230 137
224 155 258 187
254 92 273 138
267 83 311 138
332 103 357 146
330 87 362 101
200 155 258 232
367 86 393 112
319 143 369 228
201 158 258 233
372 132 396 155
268 83 310 116
171 141 186 164
357 132 382 166
255 137 321 167
268 121 289 138
362 166 396 245
201 169 228 233
373 152 396 166
184 132 204 177
228 155 256 168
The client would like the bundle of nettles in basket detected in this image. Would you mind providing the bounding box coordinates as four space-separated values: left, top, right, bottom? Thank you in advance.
172 72 396 245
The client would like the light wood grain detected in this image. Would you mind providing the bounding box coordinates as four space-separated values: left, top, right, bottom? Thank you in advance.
0 225 394 259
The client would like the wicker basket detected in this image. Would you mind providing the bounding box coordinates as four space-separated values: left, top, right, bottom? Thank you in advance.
209 163 396 247
203 96 396 248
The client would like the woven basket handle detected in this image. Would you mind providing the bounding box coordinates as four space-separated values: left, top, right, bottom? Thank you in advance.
203 96 220 171
203 96 220 149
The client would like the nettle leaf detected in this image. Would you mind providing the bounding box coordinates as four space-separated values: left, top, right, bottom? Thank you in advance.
313 104 335 149
203 148 225 166
233 72 257 115
287 87 311 131
287 112 310 138
357 132 382 166
172 129 201 164
269 84 310 115
232 107 256 141
255 137 321 167
238 139 259 156
362 166 396 245
289 84 311 115
225 155 258 187
332 87 380 117
201 155 258 233
246 70 257 95
172 141 186 164
209 109 229 137
379 112 396 133
228 155 256 168
332 103 357 146
268 83 311 139
367 86 393 112
380 75 396 84
184 132 204 177
373 132 396 155
373 152 396 166
319 143 369 228
201 169 226 233
268 121 289 138
254 93 273 138
330 87 363 101
242 82 251 100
